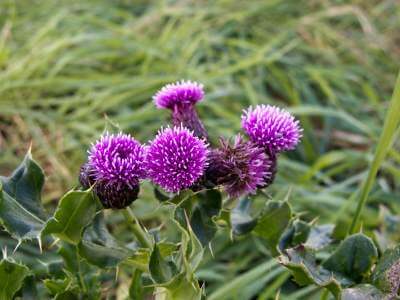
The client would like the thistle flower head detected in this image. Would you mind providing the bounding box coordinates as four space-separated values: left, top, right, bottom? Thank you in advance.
88 133 147 186
242 105 302 153
153 80 204 109
206 135 272 198
82 133 147 209
146 126 208 193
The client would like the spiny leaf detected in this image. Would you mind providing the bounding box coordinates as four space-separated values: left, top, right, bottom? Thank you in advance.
322 233 378 282
291 219 311 245
0 187 45 241
154 273 203 300
56 243 102 298
304 224 334 250
150 218 203 296
254 200 291 256
42 189 101 245
0 150 46 219
172 189 221 246
190 189 222 246
371 244 400 295
0 259 30 300
231 198 257 235
173 217 204 273
43 277 76 297
78 213 133 268
0 151 46 241
341 284 386 300
125 243 177 272
279 219 311 251
279 246 351 298
125 249 151 272
149 243 173 284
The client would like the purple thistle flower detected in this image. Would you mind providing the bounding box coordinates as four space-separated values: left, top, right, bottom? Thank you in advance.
146 126 208 193
88 133 147 186
153 80 208 138
80 133 147 209
206 135 273 198
153 80 204 109
242 105 302 153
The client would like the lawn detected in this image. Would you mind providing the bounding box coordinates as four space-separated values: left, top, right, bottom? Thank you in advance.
0 0 399 299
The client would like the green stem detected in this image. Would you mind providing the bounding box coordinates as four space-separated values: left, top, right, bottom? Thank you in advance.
320 289 329 300
76 249 87 293
122 207 152 249
348 72 400 235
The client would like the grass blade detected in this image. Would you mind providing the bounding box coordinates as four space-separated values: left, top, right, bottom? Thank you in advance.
349 71 400 234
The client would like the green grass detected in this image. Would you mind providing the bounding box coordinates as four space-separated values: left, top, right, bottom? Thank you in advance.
349 72 400 234
0 0 400 298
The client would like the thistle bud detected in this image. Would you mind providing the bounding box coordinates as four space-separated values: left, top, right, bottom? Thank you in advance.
206 135 273 198
153 80 208 138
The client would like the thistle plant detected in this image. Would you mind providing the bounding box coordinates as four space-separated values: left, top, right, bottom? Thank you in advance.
0 79 399 300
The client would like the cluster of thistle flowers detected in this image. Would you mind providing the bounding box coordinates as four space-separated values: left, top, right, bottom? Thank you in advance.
79 80 302 209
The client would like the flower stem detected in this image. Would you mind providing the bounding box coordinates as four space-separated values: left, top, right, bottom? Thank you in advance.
320 289 329 300
122 207 152 249
348 72 400 235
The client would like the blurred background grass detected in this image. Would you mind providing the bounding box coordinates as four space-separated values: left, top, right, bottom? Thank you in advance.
0 0 400 299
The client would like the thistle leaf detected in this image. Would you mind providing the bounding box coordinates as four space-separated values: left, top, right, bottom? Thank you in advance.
323 233 378 282
78 213 134 268
42 190 101 245
149 243 173 284
190 189 222 246
341 284 386 300
230 198 257 235
279 246 349 298
254 200 291 256
0 259 30 300
154 274 203 300
0 151 46 241
371 244 400 295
